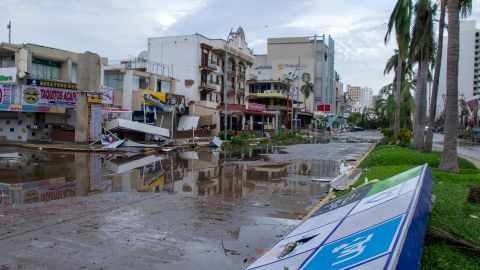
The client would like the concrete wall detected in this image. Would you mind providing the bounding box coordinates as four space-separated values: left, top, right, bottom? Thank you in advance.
75 52 102 143
191 105 220 135
148 35 198 102
0 112 36 141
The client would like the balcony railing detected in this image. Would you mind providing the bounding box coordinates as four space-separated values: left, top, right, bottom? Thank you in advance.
201 81 216 91
236 88 245 96
267 105 288 111
208 60 217 69
227 86 235 93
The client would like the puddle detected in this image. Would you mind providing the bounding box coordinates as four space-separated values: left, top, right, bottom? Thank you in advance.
0 145 332 208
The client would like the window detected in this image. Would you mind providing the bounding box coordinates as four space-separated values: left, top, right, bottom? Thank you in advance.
0 56 15 68
159 80 170 92
104 73 123 90
200 91 207 101
71 63 78 83
31 58 61 80
133 75 140 90
138 76 149 89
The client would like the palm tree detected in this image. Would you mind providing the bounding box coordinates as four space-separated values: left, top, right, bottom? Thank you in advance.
439 0 459 172
439 0 472 172
385 0 413 140
424 0 446 152
425 0 472 152
410 0 436 150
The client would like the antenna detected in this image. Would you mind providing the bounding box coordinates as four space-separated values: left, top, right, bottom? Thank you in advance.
7 21 11 43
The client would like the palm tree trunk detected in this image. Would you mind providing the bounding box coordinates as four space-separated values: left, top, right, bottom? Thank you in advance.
439 0 459 172
394 56 403 139
424 0 446 152
413 59 428 150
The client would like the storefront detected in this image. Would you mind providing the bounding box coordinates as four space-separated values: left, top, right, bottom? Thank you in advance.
0 79 77 142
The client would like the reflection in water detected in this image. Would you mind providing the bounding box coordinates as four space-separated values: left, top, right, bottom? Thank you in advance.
0 145 336 207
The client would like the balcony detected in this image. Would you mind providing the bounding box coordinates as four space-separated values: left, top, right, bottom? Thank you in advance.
213 65 224 74
226 67 236 77
237 72 246 80
227 86 236 95
236 88 245 96
200 81 216 92
199 61 216 72
207 80 218 89
208 60 217 70
267 105 288 111
196 100 219 109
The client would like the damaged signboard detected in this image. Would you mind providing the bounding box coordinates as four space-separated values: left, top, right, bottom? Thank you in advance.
245 164 433 270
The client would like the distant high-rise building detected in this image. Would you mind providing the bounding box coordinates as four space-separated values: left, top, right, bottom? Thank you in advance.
437 20 479 117
346 85 372 112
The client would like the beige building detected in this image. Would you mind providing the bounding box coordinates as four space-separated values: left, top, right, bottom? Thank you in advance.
251 35 338 114
346 85 361 112
0 43 106 142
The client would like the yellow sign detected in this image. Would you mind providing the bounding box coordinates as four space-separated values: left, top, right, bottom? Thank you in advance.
87 93 102 104
138 176 165 191
141 90 167 105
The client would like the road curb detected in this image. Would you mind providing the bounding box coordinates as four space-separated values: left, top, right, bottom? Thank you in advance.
302 142 379 221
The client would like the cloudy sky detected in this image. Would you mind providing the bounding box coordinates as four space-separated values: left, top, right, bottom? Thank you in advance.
1 0 479 92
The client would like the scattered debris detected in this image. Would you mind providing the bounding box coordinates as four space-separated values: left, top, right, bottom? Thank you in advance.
102 139 125 149
209 136 223 148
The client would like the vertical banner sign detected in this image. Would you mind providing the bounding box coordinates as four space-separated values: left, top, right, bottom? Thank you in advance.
88 104 103 141
0 84 12 110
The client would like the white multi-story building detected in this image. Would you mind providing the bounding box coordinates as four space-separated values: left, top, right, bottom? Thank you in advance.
436 20 479 117
147 27 255 134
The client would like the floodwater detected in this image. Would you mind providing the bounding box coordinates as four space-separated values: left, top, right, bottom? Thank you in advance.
0 146 334 207
0 131 380 270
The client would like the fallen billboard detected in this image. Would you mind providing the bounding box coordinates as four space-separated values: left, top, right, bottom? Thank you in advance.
246 164 433 270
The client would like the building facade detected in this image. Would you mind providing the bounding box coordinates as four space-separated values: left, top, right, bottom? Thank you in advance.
250 35 337 114
147 27 258 135
346 85 372 113
0 43 106 142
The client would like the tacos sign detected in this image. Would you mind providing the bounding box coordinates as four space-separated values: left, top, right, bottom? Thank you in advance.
21 85 76 108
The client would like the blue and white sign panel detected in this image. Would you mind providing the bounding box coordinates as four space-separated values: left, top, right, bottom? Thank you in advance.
246 165 433 270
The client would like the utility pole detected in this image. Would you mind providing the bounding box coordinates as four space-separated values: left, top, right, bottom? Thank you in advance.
7 21 11 43
224 28 235 141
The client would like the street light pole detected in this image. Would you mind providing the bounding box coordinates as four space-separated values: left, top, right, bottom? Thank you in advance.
224 28 234 141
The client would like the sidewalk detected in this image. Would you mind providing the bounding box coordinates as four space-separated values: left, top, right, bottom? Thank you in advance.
433 133 480 168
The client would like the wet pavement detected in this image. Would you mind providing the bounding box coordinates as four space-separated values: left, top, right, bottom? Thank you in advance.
0 131 380 270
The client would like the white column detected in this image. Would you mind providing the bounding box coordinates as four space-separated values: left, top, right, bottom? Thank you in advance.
242 115 245 130
250 115 253 130
122 69 133 120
